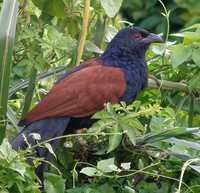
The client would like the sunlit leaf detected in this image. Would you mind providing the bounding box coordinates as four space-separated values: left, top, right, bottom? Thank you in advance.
171 44 192 69
188 75 200 92
32 0 67 18
192 48 200 67
28 133 41 140
44 173 66 193
44 143 57 158
121 162 131 170
107 125 122 153
106 103 117 119
100 0 123 18
123 186 136 193
10 163 26 177
85 40 103 54
97 158 115 173
121 123 136 145
80 167 97 177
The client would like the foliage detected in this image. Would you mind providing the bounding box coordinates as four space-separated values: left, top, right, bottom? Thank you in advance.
121 0 200 33
63 102 200 193
0 139 41 192
0 0 199 193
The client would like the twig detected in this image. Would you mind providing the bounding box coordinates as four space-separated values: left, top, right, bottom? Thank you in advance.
18 0 27 16
176 158 200 193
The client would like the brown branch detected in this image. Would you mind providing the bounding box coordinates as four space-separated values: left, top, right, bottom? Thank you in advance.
147 77 189 93
18 0 27 16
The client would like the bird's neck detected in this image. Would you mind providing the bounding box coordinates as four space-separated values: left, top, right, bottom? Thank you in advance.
99 47 146 68
99 46 147 67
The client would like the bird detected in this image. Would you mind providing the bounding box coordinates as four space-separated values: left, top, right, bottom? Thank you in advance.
10 27 163 181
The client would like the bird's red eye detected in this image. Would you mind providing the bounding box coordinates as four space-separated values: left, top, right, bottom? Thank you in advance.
133 33 141 39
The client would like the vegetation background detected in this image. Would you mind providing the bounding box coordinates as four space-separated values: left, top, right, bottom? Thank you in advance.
0 0 199 192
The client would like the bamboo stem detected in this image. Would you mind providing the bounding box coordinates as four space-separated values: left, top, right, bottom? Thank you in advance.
76 0 90 66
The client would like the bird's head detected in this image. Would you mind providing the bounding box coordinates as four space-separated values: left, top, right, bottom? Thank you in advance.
105 27 163 58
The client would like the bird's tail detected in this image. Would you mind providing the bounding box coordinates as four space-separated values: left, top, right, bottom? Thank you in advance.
10 117 70 181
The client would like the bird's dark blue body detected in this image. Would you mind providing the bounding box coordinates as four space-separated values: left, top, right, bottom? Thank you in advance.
99 48 148 105
119 58 148 104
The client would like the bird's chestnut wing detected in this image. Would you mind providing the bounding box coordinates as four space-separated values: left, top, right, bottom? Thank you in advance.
20 63 127 126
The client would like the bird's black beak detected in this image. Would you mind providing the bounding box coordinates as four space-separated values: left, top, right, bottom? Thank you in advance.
143 33 163 44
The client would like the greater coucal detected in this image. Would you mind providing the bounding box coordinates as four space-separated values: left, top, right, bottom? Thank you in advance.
11 27 163 180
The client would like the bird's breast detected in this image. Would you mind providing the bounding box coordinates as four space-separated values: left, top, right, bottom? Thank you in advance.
119 60 148 104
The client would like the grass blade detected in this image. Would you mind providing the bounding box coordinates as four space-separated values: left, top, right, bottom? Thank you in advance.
20 65 37 119
136 127 200 145
0 0 18 143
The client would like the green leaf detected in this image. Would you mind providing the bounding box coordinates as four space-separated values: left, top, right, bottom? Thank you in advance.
171 32 200 44
183 24 200 31
138 159 144 170
10 163 26 177
20 65 37 120
93 14 107 49
164 138 200 151
106 103 117 118
68 19 78 38
164 107 176 119
44 143 57 158
192 48 200 67
144 127 199 144
85 40 103 54
98 184 115 193
6 106 22 132
0 190 9 193
66 187 91 193
0 139 16 159
100 0 123 18
97 158 115 173
32 0 67 18
92 111 114 119
121 123 136 145
123 186 136 193
29 133 41 140
190 165 200 174
105 25 118 42
121 162 131 170
107 125 122 153
188 75 200 92
171 44 192 69
80 167 97 177
44 173 66 193
108 163 120 172
193 115 200 127
88 119 115 132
